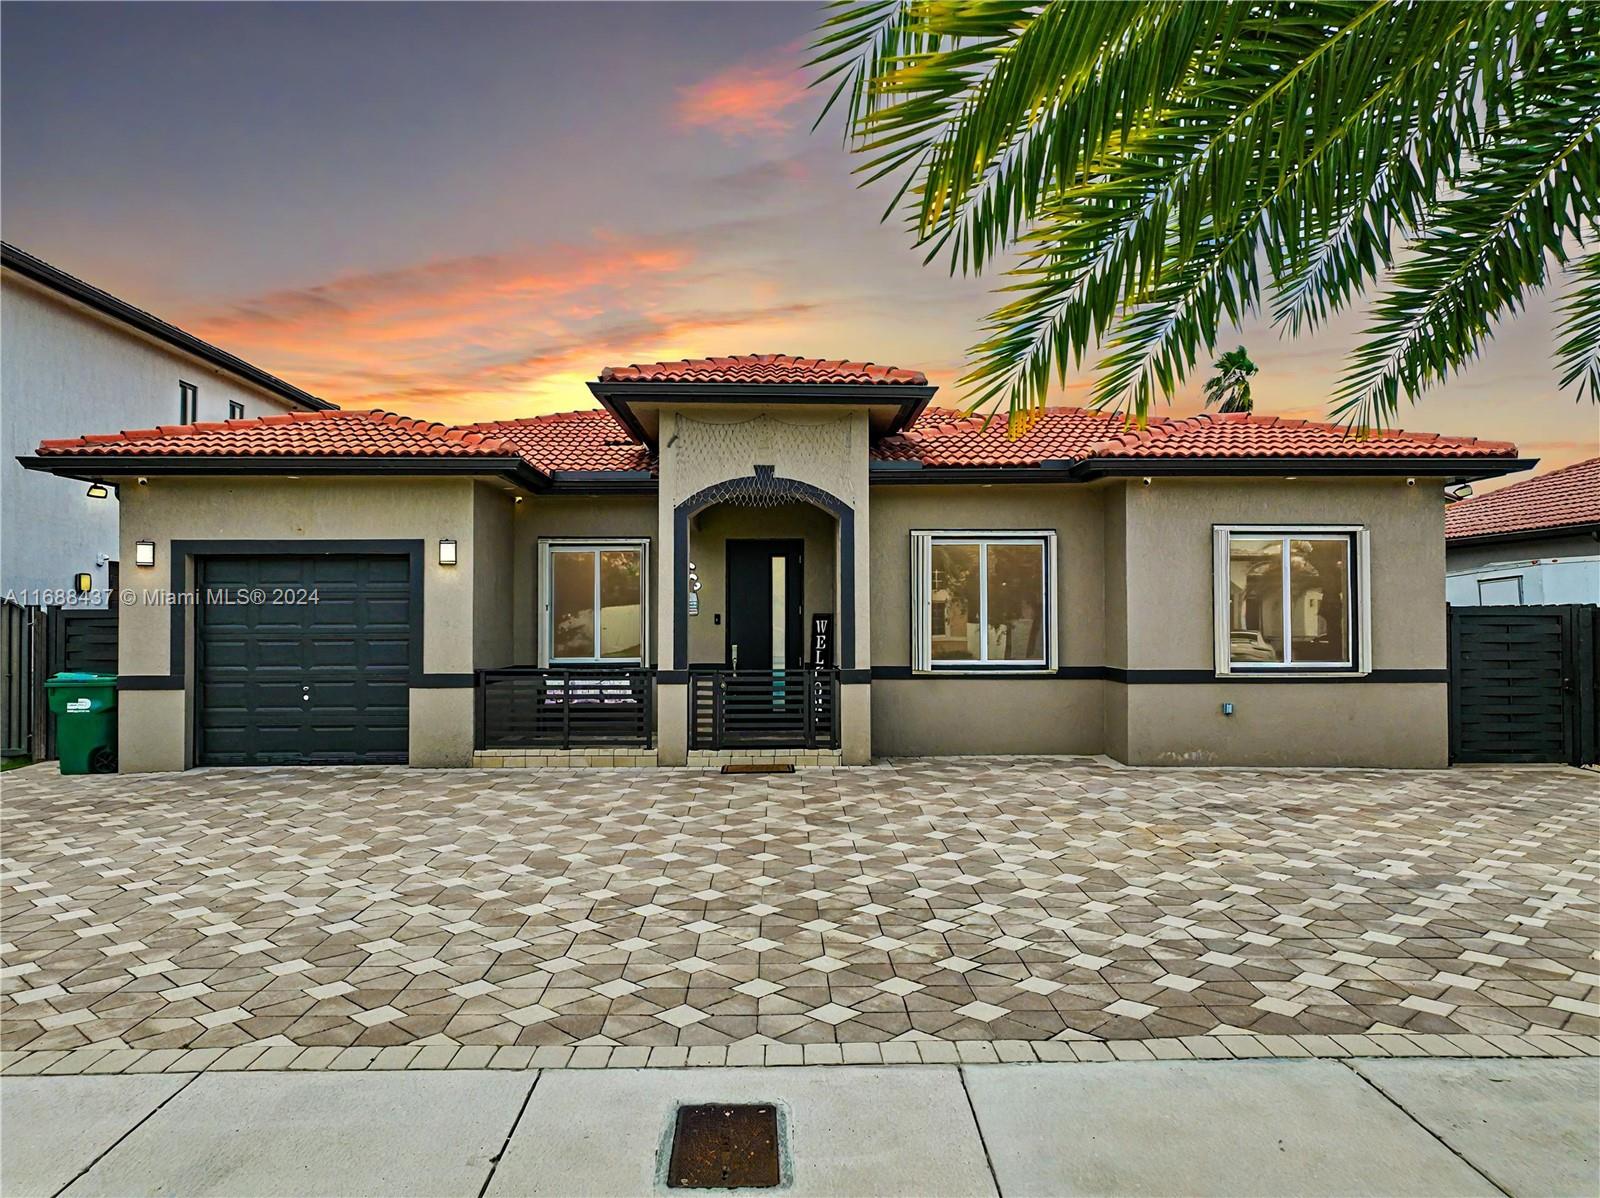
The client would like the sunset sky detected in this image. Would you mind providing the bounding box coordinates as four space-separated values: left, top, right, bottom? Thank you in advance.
4 2 1594 485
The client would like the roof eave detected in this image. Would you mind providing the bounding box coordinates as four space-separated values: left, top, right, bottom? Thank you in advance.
17 453 551 492
588 379 938 446
1073 456 1539 483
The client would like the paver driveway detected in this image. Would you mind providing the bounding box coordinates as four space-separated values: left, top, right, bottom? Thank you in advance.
2 760 1596 1059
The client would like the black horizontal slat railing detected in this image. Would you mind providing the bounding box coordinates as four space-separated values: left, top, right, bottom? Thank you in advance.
477 667 654 749
689 667 839 750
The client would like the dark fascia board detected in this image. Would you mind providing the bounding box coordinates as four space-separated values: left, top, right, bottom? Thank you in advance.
870 463 1078 485
546 470 659 495
1073 456 1540 483
2 243 336 412
587 380 937 445
869 456 1539 485
17 453 551 492
1445 521 1600 548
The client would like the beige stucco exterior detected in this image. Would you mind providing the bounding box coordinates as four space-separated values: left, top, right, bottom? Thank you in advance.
94 411 1454 773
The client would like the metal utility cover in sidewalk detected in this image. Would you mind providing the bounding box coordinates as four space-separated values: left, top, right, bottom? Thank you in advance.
667 1104 781 1188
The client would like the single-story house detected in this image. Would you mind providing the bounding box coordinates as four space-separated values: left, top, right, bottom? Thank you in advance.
1445 456 1599 606
20 354 1532 772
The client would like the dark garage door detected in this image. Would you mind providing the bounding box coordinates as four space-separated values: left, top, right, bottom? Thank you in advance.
197 555 412 765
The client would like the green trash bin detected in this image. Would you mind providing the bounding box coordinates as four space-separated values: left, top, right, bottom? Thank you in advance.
45 672 118 775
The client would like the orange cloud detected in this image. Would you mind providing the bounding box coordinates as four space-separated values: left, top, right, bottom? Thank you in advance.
676 61 808 136
179 235 830 424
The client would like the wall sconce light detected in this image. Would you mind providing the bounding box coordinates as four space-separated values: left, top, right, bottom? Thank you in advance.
134 540 156 567
438 538 458 566
86 483 110 500
73 573 93 596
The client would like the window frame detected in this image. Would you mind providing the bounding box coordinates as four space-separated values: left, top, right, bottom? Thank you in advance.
179 381 198 424
1212 524 1371 677
228 401 245 420
910 529 1058 674
536 537 650 667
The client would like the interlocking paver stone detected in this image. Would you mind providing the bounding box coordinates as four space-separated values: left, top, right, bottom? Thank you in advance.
1 760 1594 1059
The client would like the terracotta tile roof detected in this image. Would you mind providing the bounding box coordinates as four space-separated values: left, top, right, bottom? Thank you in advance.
35 409 519 458
1445 456 1600 541
872 407 1521 468
599 353 927 386
460 410 654 474
31 401 1523 481
873 407 1134 466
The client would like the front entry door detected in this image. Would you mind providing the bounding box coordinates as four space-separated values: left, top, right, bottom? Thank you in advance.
724 539 803 671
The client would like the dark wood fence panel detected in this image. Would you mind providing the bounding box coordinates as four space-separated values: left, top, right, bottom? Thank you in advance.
1448 604 1598 766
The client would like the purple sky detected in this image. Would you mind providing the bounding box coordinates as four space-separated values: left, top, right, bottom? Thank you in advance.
4 2 1593 483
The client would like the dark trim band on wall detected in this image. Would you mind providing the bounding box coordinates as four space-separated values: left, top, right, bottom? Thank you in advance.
869 665 1449 684
672 470 856 671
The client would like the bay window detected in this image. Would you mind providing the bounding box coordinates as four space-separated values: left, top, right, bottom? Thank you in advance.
1213 526 1370 673
911 531 1056 671
539 539 648 665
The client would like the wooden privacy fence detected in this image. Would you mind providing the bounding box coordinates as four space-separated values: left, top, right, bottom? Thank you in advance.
0 602 119 760
1448 604 1598 767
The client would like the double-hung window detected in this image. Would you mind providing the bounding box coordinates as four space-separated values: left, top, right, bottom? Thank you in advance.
1212 526 1370 674
538 539 648 665
910 531 1056 671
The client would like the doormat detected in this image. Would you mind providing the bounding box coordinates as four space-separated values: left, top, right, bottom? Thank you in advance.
667 1104 781 1189
720 763 795 774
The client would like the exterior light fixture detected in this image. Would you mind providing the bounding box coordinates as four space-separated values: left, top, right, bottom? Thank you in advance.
73 573 93 595
86 483 110 499
438 538 458 566
134 540 156 567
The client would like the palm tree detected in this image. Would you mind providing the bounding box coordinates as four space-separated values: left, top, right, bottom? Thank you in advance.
1203 347 1257 414
810 2 1600 430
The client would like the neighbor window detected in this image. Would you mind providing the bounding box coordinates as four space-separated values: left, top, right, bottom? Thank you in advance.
911 531 1056 671
179 381 198 423
228 401 245 420
539 539 648 664
1213 526 1369 673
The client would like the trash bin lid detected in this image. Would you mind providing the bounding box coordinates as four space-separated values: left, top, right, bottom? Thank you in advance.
47 672 116 683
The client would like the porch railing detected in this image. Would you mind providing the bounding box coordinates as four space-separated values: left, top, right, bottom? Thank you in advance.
689 667 840 750
476 667 655 750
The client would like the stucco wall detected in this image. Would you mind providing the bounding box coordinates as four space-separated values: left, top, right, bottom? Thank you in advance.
1105 476 1451 767
867 484 1106 757
655 406 872 762
1110 476 1447 670
472 483 517 668
509 495 657 665
113 475 483 770
686 501 836 666
1 275 308 606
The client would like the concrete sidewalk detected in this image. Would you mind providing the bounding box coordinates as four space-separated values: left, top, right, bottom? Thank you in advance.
3 1058 1596 1197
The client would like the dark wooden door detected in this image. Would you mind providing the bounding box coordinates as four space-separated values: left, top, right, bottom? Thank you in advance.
724 540 803 671
1448 604 1598 766
196 555 412 765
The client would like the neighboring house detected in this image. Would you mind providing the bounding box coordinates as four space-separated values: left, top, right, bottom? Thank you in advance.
20 354 1531 772
1 243 333 607
1444 456 1599 606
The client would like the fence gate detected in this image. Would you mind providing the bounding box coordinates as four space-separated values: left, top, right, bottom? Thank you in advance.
1448 604 1599 766
0 603 120 761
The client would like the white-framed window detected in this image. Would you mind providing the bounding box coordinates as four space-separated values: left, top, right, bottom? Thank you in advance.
910 530 1057 672
537 538 649 666
1212 525 1371 674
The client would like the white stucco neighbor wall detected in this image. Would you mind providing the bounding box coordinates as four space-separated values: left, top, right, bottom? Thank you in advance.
1 273 311 607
